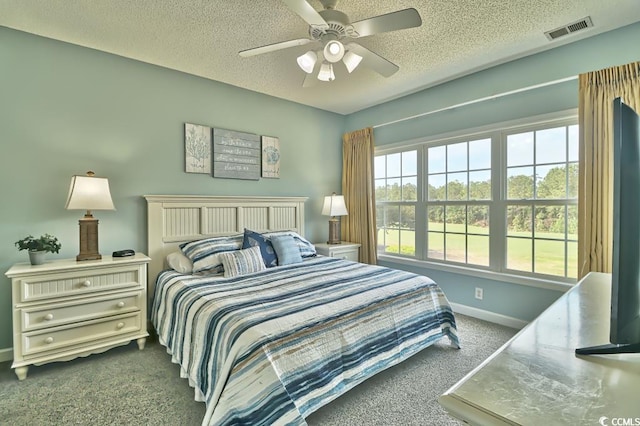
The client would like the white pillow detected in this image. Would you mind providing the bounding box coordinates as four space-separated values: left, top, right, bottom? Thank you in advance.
166 251 194 274
219 246 266 278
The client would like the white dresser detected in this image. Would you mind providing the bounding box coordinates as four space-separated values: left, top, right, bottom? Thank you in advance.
5 253 150 380
314 242 361 262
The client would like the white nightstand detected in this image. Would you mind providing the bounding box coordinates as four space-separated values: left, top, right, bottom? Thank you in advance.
314 242 361 262
5 253 150 380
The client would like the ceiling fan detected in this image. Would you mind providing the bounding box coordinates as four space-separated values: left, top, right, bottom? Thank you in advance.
239 0 422 85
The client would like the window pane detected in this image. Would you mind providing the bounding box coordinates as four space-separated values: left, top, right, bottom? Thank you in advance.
507 237 532 272
567 241 578 278
468 206 489 235
469 170 491 200
384 205 400 229
507 206 532 237
428 145 446 173
568 163 578 198
375 178 387 201
402 176 418 201
387 153 401 177
384 229 400 254
507 167 534 199
402 151 417 175
386 178 402 201
447 142 467 172
445 205 466 231
507 132 533 166
428 206 444 231
534 240 565 276
536 164 566 199
536 127 566 164
535 206 565 239
428 174 446 200
468 235 489 266
469 138 491 170
567 205 578 239
374 155 386 179
375 206 384 229
568 125 579 162
400 206 416 255
445 233 465 262
428 232 444 259
447 172 467 200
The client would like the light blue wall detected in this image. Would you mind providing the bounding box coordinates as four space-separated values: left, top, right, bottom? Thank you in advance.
346 22 640 322
0 27 346 350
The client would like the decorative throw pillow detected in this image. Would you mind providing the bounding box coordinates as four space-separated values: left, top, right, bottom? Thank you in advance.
271 235 303 265
179 234 244 273
219 245 266 278
242 228 278 268
264 231 317 258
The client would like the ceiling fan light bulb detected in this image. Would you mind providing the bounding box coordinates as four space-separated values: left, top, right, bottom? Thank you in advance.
343 51 363 73
296 51 317 74
323 40 345 63
318 62 335 82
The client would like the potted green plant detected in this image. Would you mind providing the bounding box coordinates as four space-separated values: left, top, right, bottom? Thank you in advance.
15 234 62 265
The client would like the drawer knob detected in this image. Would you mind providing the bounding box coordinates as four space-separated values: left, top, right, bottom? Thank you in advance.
116 301 125 308
81 280 91 287
44 313 54 321
116 322 125 329
44 337 54 344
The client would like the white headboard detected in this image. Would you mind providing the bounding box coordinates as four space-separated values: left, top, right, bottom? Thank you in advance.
144 195 307 297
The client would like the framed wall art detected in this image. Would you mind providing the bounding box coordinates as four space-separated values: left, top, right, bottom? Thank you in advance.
213 128 261 180
184 123 212 174
261 136 280 179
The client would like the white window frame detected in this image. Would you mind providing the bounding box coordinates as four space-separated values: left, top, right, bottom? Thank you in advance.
375 110 578 291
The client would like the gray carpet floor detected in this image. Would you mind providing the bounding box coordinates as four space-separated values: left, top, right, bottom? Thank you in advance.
0 314 517 425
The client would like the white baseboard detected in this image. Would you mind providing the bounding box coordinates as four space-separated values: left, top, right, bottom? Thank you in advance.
450 302 529 330
0 347 13 363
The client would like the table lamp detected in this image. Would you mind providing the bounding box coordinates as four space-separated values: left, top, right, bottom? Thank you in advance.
65 171 115 261
322 193 348 245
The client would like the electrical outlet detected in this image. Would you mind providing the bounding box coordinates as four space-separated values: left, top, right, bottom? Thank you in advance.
475 287 484 300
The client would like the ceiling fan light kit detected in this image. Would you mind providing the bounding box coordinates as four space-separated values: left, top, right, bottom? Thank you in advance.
318 62 335 81
297 51 317 73
240 0 422 84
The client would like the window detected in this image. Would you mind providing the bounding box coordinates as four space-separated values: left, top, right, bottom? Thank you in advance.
375 116 578 281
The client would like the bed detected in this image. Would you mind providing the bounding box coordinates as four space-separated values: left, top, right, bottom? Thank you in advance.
145 195 459 425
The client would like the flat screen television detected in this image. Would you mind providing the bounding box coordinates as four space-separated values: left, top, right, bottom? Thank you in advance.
576 97 640 355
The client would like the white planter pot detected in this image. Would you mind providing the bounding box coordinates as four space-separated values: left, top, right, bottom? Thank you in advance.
28 251 46 265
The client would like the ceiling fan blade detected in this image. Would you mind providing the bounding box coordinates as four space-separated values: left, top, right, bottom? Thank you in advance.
351 8 422 38
239 38 313 58
346 43 399 77
281 0 329 28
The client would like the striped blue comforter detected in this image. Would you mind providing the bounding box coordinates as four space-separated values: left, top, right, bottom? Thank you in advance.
152 256 459 425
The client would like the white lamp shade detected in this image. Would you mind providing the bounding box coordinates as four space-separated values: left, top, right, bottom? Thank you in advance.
323 40 345 63
65 175 115 211
317 62 335 82
296 51 317 74
322 194 348 217
343 51 363 73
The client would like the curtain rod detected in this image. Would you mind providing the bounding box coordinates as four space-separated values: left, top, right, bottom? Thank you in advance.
372 76 578 129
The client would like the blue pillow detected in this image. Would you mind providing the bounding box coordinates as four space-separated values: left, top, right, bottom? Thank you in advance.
242 229 278 268
264 231 317 258
271 235 303 265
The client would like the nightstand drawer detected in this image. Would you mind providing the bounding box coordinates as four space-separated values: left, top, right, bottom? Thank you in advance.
328 249 359 262
22 312 142 357
21 291 143 332
17 265 143 303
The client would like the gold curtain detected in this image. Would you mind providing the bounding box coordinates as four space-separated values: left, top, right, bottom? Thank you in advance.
578 61 640 279
342 127 377 264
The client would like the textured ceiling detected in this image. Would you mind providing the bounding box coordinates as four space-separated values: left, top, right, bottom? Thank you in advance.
2 0 639 114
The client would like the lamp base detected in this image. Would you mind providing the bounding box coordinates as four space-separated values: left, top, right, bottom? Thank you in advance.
77 216 102 261
327 217 342 245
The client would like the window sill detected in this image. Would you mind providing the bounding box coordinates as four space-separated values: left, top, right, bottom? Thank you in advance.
377 254 575 292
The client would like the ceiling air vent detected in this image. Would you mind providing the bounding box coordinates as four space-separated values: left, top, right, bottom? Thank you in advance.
544 16 593 41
